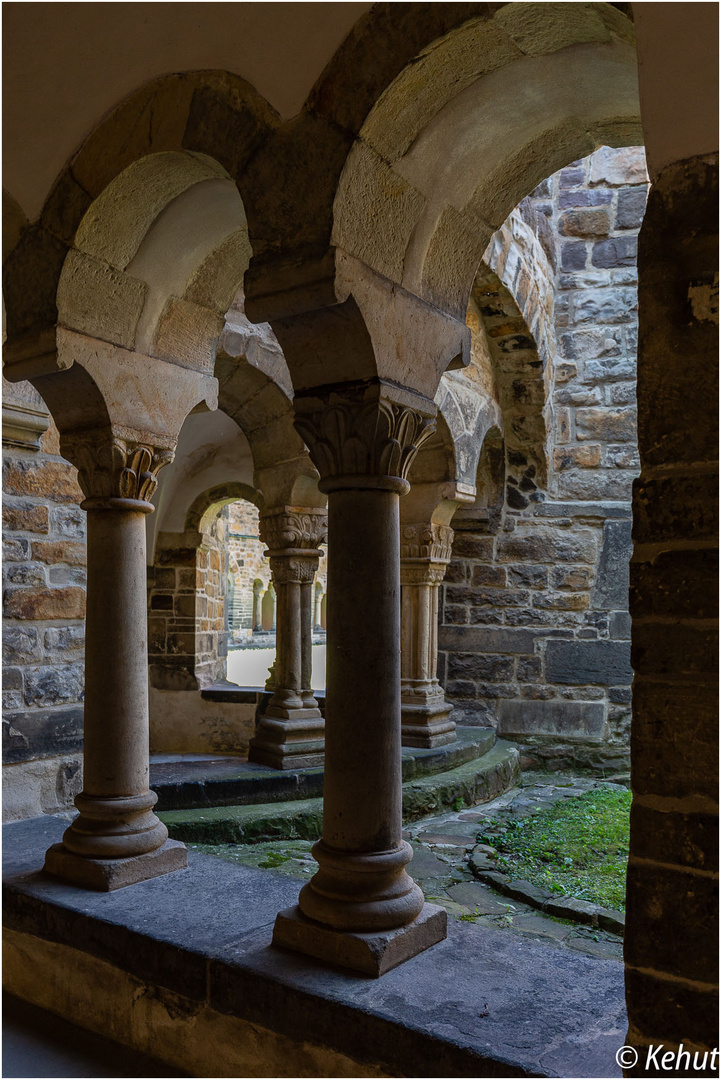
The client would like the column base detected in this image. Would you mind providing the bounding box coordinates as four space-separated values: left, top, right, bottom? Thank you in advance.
248 707 325 770
401 701 456 749
44 838 187 892
273 902 447 977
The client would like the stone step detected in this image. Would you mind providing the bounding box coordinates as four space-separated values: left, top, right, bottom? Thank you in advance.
158 739 520 845
151 725 496 812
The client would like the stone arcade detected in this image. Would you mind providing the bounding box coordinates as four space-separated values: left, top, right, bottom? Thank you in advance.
2 3 718 1075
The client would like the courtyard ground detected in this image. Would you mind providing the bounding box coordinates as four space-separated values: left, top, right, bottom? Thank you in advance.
191 771 627 963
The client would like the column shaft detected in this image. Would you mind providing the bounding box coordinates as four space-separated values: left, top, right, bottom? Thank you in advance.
273 382 447 974
249 507 326 770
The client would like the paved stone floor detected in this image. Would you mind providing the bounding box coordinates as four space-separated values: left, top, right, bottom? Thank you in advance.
192 771 626 962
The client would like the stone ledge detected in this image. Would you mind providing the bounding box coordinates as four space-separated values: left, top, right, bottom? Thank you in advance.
469 847 625 935
3 814 626 1078
151 726 497 812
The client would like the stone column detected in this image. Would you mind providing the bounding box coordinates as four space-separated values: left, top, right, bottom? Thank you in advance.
270 584 277 631
44 435 187 890
248 508 327 769
313 582 323 633
273 381 447 975
252 580 263 633
400 523 456 748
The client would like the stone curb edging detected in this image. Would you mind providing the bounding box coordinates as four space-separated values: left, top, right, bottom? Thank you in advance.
469 847 625 936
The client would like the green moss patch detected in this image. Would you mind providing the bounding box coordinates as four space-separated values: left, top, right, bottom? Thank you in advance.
477 785 631 911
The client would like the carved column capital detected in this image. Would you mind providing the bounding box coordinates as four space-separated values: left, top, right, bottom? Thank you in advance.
294 381 436 494
269 553 320 584
400 522 454 564
259 507 328 554
61 430 174 511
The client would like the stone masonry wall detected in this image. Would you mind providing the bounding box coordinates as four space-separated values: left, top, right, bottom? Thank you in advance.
227 501 270 639
227 500 327 643
2 392 87 820
148 512 229 692
440 147 649 772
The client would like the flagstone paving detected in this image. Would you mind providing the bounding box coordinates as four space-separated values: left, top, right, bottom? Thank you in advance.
190 770 626 962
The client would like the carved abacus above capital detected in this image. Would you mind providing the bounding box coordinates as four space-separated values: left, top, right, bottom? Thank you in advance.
61 430 175 508
400 522 454 563
293 382 436 489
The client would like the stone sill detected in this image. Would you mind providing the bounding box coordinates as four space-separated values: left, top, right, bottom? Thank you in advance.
3 815 625 1078
200 683 326 705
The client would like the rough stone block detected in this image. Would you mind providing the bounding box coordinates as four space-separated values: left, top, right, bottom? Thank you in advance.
560 328 623 360
31 540 86 566
3 538 31 562
3 585 86 621
630 804 718 874
24 663 84 707
4 563 46 586
2 705 84 762
559 209 610 237
591 521 632 611
2 459 82 503
608 611 631 640
507 565 548 588
498 699 607 740
560 242 587 271
630 548 718 620
551 566 594 590
50 505 86 538
625 861 717 984
497 531 597 565
584 358 636 382
589 146 648 186
553 445 601 470
532 592 589 611
575 406 636 442
556 470 635 501
615 187 648 230
546 639 632 685
2 503 49 533
447 654 515 681
439 626 537 654
571 287 636 325
44 625 85 654
632 680 717 801
591 236 637 268
557 189 612 210
2 625 43 666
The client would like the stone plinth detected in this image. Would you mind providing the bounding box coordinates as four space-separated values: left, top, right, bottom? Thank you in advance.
273 902 447 977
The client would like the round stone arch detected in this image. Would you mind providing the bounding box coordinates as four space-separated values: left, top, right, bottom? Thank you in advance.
3 70 278 360
330 2 642 324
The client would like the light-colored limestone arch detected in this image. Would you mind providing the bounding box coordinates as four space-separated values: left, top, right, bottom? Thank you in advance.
53 150 251 377
3 70 278 360
452 425 506 533
331 3 642 322
185 482 262 535
470 263 551 484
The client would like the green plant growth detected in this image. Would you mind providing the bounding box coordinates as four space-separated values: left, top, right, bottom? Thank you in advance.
477 786 631 911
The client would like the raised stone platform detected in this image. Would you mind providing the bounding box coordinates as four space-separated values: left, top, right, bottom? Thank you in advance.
3 814 626 1078
157 739 519 845
150 725 497 812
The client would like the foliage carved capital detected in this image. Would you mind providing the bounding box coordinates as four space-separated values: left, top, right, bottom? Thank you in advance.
259 507 328 553
61 430 174 507
400 522 454 564
294 381 436 493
